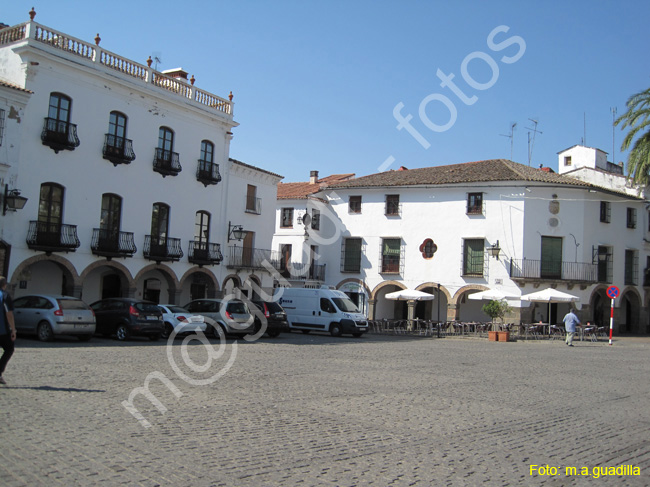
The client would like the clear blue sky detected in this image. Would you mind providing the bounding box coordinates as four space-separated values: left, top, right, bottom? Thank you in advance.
4 1 649 182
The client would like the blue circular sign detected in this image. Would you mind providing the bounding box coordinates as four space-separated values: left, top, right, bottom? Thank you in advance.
606 286 619 299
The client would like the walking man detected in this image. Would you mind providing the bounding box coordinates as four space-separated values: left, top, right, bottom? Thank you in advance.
563 308 580 347
0 276 16 384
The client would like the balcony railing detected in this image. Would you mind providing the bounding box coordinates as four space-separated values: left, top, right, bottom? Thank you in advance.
0 22 233 118
153 148 182 177
103 134 136 165
286 262 326 281
227 246 281 270
188 240 223 266
245 196 262 215
196 160 221 186
26 221 81 253
509 258 597 282
143 235 184 263
90 228 137 259
41 117 80 153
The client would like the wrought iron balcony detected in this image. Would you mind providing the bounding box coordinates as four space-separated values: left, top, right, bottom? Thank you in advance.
227 246 281 270
91 228 137 259
41 117 80 153
188 240 223 266
285 262 326 281
153 148 182 177
143 235 184 263
509 258 597 283
103 134 136 166
196 159 222 186
26 221 81 253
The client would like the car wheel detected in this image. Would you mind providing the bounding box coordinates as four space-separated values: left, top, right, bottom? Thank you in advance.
77 335 92 342
267 330 281 338
352 333 363 338
37 321 54 342
162 322 174 339
149 334 161 341
301 330 310 334
330 323 343 337
116 324 129 341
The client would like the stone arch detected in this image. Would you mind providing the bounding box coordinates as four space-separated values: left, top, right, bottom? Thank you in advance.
588 285 609 329
415 281 452 303
80 260 135 289
370 280 406 301
241 274 262 299
452 284 490 305
179 267 219 292
79 260 136 301
10 254 80 296
222 274 242 295
620 286 643 333
133 264 180 303
336 278 371 297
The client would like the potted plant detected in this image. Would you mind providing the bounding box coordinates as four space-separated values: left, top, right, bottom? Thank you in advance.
482 299 512 341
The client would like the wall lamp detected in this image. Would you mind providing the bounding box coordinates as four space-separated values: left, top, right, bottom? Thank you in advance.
300 213 311 241
488 240 501 260
227 221 246 242
3 185 28 215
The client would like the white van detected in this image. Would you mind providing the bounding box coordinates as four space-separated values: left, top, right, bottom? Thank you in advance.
278 287 368 337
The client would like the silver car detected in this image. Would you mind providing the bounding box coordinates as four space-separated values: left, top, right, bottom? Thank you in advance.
13 294 96 342
183 298 255 337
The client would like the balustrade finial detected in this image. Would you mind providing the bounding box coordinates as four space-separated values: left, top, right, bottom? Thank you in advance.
94 33 101 46
228 91 233 101
29 7 36 20
146 56 153 67
190 75 195 85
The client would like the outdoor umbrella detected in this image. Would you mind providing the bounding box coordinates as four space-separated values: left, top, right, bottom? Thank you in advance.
467 289 519 301
385 289 435 301
520 288 579 325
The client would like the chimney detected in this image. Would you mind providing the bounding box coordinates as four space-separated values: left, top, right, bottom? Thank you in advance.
310 170 319 184
162 68 189 80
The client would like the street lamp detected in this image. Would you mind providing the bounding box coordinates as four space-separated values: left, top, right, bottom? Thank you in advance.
488 240 501 260
3 185 28 215
227 221 246 242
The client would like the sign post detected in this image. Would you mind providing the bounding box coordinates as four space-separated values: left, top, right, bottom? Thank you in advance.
606 286 619 346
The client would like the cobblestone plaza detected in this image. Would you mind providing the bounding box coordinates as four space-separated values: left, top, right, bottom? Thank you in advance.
1 333 648 486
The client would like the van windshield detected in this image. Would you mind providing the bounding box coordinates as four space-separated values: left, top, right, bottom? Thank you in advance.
332 297 359 313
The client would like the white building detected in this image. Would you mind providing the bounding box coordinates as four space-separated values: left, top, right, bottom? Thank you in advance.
0 11 281 304
286 150 649 334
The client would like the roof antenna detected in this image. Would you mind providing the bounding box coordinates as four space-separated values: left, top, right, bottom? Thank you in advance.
611 107 617 165
151 51 162 71
525 118 542 166
500 122 516 161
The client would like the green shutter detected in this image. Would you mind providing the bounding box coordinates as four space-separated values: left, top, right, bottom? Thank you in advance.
541 237 562 278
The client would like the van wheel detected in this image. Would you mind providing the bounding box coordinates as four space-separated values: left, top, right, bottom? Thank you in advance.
37 321 54 342
330 324 342 337
301 330 310 334
162 322 174 339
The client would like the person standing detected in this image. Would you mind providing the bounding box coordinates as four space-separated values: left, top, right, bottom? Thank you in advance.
0 276 16 384
563 308 580 347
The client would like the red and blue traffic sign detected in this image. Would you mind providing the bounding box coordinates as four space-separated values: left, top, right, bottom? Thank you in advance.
606 285 619 299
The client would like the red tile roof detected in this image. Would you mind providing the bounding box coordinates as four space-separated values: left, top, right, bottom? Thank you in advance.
278 173 355 199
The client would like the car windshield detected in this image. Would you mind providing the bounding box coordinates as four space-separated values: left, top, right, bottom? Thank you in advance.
226 302 248 314
58 299 89 310
136 302 160 313
165 306 189 314
332 297 359 313
262 301 284 313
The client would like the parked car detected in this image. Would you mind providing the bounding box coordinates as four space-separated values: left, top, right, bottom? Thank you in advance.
183 299 255 337
13 294 96 342
89 298 163 341
251 300 289 338
157 304 207 339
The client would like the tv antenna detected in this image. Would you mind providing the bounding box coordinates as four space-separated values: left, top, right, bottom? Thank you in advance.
611 107 617 165
525 118 542 166
500 122 517 160
152 51 163 71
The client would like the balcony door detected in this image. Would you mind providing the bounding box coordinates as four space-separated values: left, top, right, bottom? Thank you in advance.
541 236 562 279
158 127 174 166
242 231 254 267
151 203 169 256
99 193 122 251
107 111 127 154
47 93 71 140
37 183 64 246
194 211 210 260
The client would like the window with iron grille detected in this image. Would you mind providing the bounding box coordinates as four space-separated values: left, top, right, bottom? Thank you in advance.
341 237 362 272
281 208 293 228
381 238 401 273
624 249 638 285
462 239 484 276
349 196 361 214
467 193 483 215
593 245 613 283
627 208 637 229
385 195 400 216
0 108 5 146
600 201 611 223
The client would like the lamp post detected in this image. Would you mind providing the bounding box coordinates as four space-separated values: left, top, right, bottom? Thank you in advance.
227 221 245 242
3 185 29 215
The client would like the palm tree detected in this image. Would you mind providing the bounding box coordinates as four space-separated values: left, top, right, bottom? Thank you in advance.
615 87 650 186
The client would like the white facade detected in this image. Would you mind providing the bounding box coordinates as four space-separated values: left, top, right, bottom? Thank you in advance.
284 158 650 333
0 15 281 304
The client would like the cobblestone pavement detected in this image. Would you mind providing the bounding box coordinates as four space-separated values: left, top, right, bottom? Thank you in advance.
0 332 649 486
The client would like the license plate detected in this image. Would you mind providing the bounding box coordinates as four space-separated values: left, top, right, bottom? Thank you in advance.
146 315 158 321
359 327 367 331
